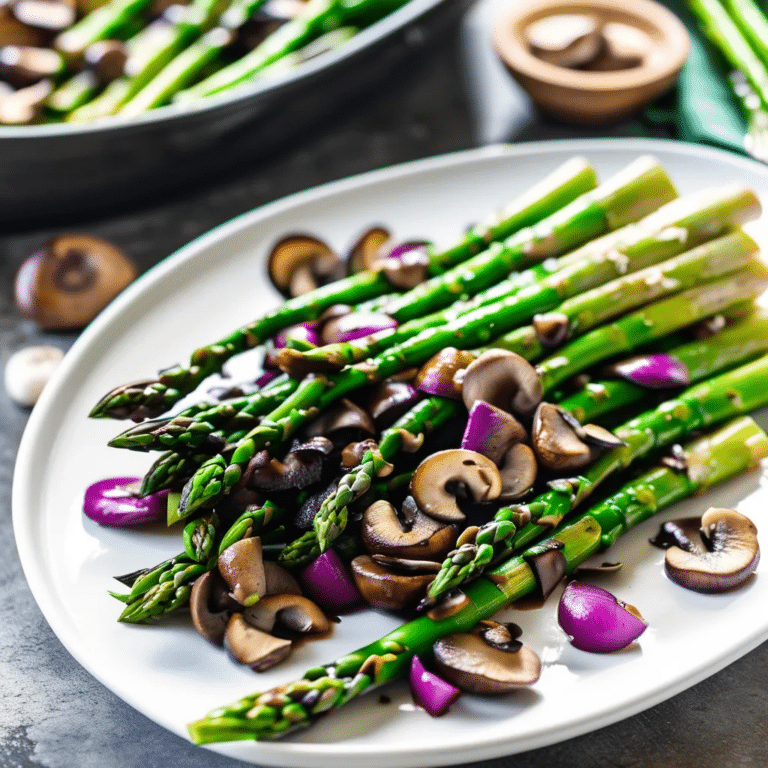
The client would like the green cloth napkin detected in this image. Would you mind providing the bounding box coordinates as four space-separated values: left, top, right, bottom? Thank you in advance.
637 0 748 154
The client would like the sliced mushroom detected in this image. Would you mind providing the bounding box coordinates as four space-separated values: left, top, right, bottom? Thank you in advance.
366 381 419 428
531 402 593 471
224 613 292 671
663 508 760 593
526 13 603 68
0 76 51 124
262 560 301 596
414 348 476 400
351 555 433 611
341 438 377 469
0 44 63 87
243 594 330 634
461 400 527 464
303 398 376 443
14 234 136 329
498 442 538 500
370 554 442 573
523 541 567 601
217 537 267 606
348 226 390 273
189 570 231 646
267 235 344 298
377 246 430 290
361 499 458 560
532 312 570 347
432 627 541 694
83 39 128 83
461 349 543 417
410 449 503 523
582 423 626 449
248 440 330 491
14 0 76 33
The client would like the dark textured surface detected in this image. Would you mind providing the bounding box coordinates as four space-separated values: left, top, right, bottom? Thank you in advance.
2 9 767 768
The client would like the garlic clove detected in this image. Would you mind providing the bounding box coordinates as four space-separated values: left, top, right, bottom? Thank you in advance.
5 345 64 407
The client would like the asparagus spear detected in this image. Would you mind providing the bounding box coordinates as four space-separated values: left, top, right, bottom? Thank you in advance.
179 233 765 517
425 351 768 603
140 449 211 495
90 158 597 420
723 0 768 66
560 308 768 423
188 415 768 743
687 0 768 107
278 395 461 567
116 501 282 623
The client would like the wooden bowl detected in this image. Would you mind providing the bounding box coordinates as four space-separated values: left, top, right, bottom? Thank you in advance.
494 0 690 125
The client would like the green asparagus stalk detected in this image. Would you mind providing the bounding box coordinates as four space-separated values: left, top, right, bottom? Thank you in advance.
116 501 282 623
188 415 768 743
140 449 212 496
488 230 759 360
277 395 461 567
47 71 100 113
425 351 768 603
560 308 768 423
180 230 765 518
687 0 768 107
108 375 300 452
535 263 768 394
723 0 768 65
90 158 597 420
55 0 156 60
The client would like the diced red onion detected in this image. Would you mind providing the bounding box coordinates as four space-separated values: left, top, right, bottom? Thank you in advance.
461 400 525 464
299 549 364 614
558 581 648 653
274 323 320 350
254 369 280 388
409 654 461 717
328 312 398 343
83 477 169 527
388 241 430 260
608 353 690 389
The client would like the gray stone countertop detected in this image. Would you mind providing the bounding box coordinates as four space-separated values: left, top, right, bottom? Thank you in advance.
2 4 767 767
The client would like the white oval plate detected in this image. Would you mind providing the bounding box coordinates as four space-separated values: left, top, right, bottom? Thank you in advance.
13 138 768 768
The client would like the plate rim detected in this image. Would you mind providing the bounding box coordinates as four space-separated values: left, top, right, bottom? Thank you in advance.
12 137 768 767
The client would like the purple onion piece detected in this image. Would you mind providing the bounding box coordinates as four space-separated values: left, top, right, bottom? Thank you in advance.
609 353 690 389
83 477 169 527
254 369 280 389
558 581 648 653
461 400 525 464
299 549 364 614
332 312 398 343
409 655 461 717
274 323 320 350
387 240 430 260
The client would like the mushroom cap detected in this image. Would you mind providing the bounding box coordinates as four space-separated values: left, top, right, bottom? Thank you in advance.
498 442 538 500
243 594 330 634
461 349 543 417
664 508 760 593
267 235 343 298
262 560 302 596
351 555 434 611
432 631 541 694
361 499 458 560
410 449 503 522
189 570 231 646
224 613 292 671
303 398 376 443
217 537 267 606
531 402 594 471
347 226 390 273
14 234 136 329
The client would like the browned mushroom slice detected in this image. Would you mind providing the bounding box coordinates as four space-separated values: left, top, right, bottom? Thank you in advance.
414 348 476 400
267 235 344 298
83 39 128 83
378 247 430 290
262 560 301 596
351 555 434 611
532 312 570 347
14 233 137 329
243 594 330 634
224 613 292 671
582 423 626 449
248 440 329 492
498 442 538 500
410 449 502 523
14 0 76 33
361 499 458 560
341 438 377 468
663 508 760 593
217 537 267 606
432 627 541 694
366 381 419 429
523 541 567 601
0 45 63 87
370 554 442 573
189 570 231 646
303 398 376 443
461 349 543 417
0 76 51 124
531 402 594 471
348 226 390 274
